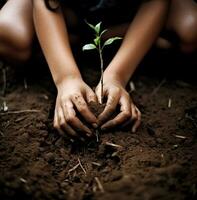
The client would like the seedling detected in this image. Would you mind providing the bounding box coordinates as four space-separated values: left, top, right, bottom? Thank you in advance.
82 21 121 103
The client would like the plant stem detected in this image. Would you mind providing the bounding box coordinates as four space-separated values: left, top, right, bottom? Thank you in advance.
98 44 104 104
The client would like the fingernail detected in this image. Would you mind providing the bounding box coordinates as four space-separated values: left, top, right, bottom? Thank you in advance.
132 127 136 133
92 123 98 128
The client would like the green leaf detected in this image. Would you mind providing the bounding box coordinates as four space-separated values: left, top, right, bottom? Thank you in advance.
82 44 97 51
100 29 108 37
85 21 96 32
103 37 122 47
95 22 102 35
94 36 100 46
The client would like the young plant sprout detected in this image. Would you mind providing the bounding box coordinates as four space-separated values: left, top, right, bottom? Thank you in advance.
82 22 121 103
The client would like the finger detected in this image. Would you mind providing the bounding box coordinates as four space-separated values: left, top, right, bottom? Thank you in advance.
101 111 131 130
57 108 78 138
62 100 92 137
101 95 131 130
53 108 64 135
98 88 120 125
131 106 141 133
85 87 97 103
71 94 97 125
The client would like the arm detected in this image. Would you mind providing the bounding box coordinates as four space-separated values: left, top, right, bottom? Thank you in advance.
96 0 170 131
105 0 170 86
33 0 97 139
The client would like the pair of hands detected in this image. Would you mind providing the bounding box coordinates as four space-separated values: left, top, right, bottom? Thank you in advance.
53 76 141 141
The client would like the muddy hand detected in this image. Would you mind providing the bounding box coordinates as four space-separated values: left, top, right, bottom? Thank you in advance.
53 77 98 141
95 79 141 132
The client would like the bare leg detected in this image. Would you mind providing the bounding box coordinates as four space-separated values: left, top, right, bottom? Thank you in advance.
159 0 197 53
0 0 34 63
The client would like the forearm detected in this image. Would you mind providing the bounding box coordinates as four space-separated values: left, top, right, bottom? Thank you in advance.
33 0 81 86
104 0 170 87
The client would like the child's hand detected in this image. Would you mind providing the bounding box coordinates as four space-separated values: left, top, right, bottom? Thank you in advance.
95 78 141 133
53 77 98 140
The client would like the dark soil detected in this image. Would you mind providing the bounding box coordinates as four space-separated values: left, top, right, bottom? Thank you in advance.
0 52 197 200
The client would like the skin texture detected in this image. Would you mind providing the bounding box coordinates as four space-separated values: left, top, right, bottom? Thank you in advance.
32 0 98 139
0 0 197 139
0 0 34 63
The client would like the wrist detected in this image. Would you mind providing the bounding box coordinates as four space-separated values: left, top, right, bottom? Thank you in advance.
55 73 82 89
103 70 128 88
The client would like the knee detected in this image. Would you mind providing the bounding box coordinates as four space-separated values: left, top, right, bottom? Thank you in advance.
0 17 33 62
175 15 197 53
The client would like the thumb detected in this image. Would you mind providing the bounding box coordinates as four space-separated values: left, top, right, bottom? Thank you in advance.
95 84 102 104
86 87 97 103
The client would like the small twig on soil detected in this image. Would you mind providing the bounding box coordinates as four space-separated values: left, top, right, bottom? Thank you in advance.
68 163 80 174
0 130 4 137
168 98 172 108
91 162 102 167
94 177 105 193
78 158 87 175
104 141 123 149
173 134 187 139
68 158 87 176
20 178 27 183
149 78 166 98
0 109 41 115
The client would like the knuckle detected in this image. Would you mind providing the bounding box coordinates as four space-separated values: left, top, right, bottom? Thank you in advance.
88 94 96 100
78 105 87 112
66 115 75 123
123 111 131 118
132 114 137 121
60 95 67 102
107 97 115 106
53 122 59 129
112 119 118 125
107 107 114 114
59 121 65 128
114 86 121 94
